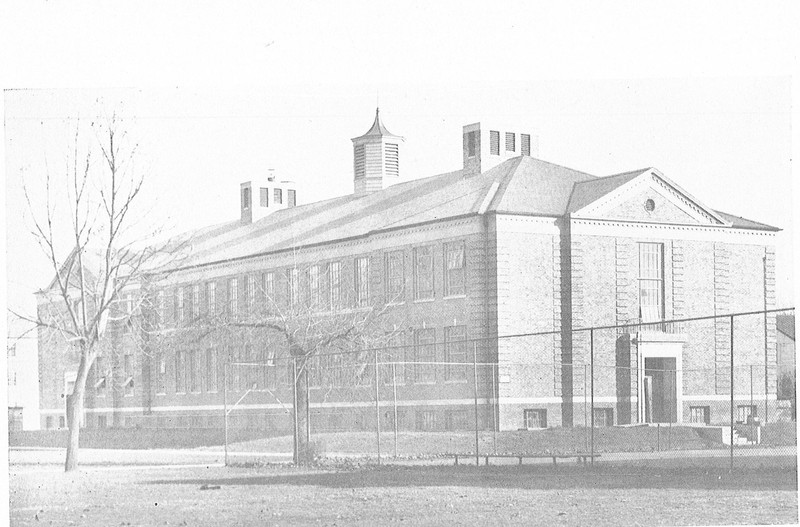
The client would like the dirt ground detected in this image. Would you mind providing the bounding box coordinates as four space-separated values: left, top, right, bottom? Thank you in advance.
8 461 798 526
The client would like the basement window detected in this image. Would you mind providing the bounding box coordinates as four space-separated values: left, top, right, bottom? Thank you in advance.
524 409 547 429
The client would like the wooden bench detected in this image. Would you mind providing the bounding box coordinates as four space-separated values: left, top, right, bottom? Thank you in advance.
448 453 601 466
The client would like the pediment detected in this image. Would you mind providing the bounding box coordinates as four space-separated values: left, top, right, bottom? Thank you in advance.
570 169 728 226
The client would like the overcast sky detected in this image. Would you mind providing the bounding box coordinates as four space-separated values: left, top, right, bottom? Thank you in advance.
2 2 798 334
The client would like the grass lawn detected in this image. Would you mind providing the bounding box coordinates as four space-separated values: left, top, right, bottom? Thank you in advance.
9 462 798 526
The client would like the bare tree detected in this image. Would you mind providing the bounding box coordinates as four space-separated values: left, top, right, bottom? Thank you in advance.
15 113 173 471
182 262 404 465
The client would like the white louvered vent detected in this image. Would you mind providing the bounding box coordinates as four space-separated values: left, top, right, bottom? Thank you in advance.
505 132 515 152
521 134 531 156
354 144 366 179
490 130 500 155
385 143 399 178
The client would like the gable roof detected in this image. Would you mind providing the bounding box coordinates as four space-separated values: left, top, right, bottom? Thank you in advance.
161 156 777 270
714 211 780 231
567 169 647 213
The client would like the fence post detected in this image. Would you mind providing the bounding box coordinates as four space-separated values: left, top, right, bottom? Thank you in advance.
584 363 588 451
729 314 734 473
473 341 480 466
306 358 311 446
223 361 228 467
392 362 398 458
374 349 381 465
292 357 299 466
590 328 594 466
491 362 497 454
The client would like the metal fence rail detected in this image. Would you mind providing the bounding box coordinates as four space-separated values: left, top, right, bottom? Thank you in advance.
213 308 796 471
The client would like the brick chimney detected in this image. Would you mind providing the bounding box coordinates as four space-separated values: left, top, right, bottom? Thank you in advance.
240 172 297 224
462 122 539 177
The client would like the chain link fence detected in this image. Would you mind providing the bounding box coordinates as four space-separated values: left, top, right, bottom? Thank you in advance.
217 308 795 471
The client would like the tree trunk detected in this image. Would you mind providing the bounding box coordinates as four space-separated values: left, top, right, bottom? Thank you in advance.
64 350 93 472
293 356 311 465
64 390 84 471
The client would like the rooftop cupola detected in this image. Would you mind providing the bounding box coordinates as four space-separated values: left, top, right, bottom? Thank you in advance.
351 108 404 196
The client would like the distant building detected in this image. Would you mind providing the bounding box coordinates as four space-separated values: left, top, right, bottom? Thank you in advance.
37 109 780 432
8 338 40 430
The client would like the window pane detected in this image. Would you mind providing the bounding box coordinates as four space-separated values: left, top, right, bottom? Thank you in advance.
414 246 434 300
445 326 467 382
445 242 465 296
414 328 436 384
355 257 370 307
385 250 404 301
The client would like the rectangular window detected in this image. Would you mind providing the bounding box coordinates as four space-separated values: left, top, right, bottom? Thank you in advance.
287 268 299 307
385 250 405 302
274 188 283 204
205 282 216 318
309 265 321 309
329 261 341 310
155 352 166 395
690 406 710 424
466 131 477 157
123 354 134 397
94 357 107 397
384 334 405 385
264 271 275 302
242 187 251 209
593 408 614 427
247 275 257 313
521 133 531 156
260 187 269 207
638 243 664 322
97 415 107 429
737 405 757 424
444 326 467 382
156 290 165 326
446 410 469 431
46 416 54 430
192 284 200 320
175 288 185 325
355 257 370 307
188 350 199 393
444 242 466 297
414 328 436 384
524 409 547 429
416 410 436 431
414 246 435 300
228 278 238 318
206 347 218 393
505 132 515 152
58 416 66 429
489 130 500 155
287 189 296 207
175 351 185 393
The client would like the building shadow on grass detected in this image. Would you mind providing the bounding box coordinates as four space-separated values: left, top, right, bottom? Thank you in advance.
147 464 798 492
